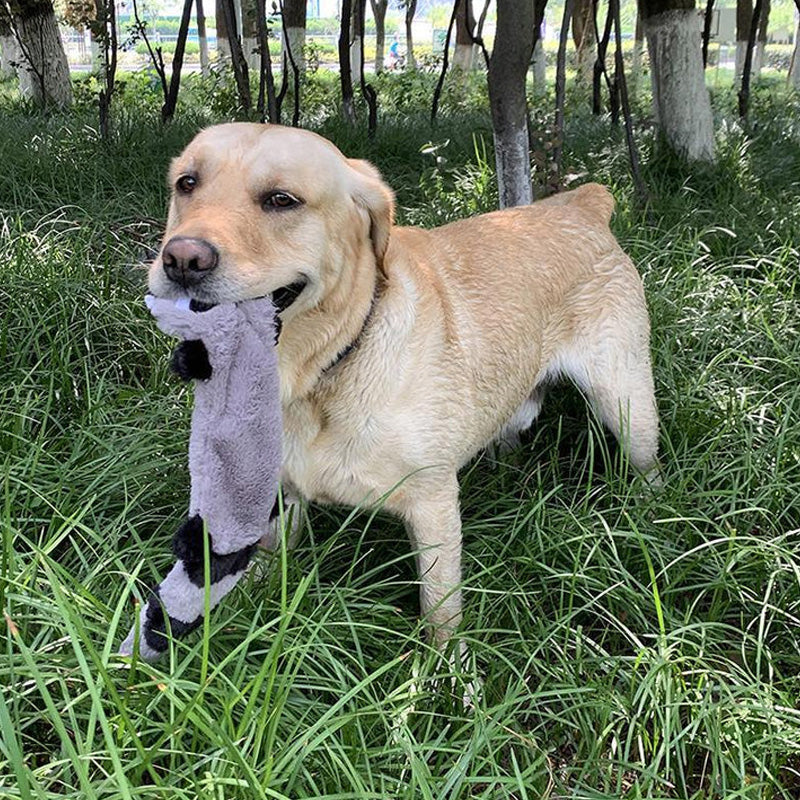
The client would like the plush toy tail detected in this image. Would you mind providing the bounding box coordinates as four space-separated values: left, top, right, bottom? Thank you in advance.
119 516 256 661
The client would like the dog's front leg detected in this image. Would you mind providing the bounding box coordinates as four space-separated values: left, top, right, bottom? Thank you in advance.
401 476 463 648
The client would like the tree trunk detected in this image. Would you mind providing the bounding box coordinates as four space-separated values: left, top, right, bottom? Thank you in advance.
531 37 546 96
738 0 764 116
735 0 752 84
356 0 377 135
95 0 117 139
701 0 714 67
641 0 715 162
255 0 278 121
241 0 259 71
196 0 210 74
0 11 19 78
161 0 194 122
453 0 476 71
216 0 231 60
405 0 417 69
339 0 355 122
631 10 644 87
790 18 800 87
349 0 361 82
219 0 251 109
488 0 537 207
572 0 596 85
370 0 386 72
7 0 72 107
283 0 306 75
753 0 769 77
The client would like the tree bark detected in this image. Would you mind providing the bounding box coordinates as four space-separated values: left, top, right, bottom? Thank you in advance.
0 10 19 78
554 0 572 188
531 37 546 95
161 0 194 122
488 0 537 207
349 0 362 81
283 0 305 74
738 0 764 117
405 0 417 69
753 0 769 77
216 0 231 60
790 17 800 88
196 0 210 75
631 9 644 87
241 0 258 70
735 0 752 85
370 0 387 72
339 0 356 122
219 0 251 110
641 0 715 162
453 0 475 71
701 0 714 67
593 0 615 115
5 0 72 108
95 0 117 138
572 0 596 85
356 0 377 136
255 0 278 121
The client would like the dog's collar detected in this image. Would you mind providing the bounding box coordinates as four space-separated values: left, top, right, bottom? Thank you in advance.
322 285 380 374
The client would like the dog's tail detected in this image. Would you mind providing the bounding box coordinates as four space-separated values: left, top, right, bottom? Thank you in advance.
537 183 615 227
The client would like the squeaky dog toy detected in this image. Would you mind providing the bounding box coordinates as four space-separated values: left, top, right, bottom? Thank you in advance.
120 294 281 661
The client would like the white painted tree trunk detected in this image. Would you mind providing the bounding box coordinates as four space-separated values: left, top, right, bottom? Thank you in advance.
753 41 764 78
243 35 258 70
791 20 800 87
14 9 72 107
531 38 546 96
493 123 532 208
284 26 305 74
452 41 475 71
644 9 714 162
0 34 19 78
735 40 747 84
350 36 362 82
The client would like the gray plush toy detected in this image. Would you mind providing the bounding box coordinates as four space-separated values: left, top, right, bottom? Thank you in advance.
120 295 281 661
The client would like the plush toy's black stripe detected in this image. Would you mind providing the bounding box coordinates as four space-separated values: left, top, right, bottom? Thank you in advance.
143 586 203 652
171 339 212 381
173 515 258 588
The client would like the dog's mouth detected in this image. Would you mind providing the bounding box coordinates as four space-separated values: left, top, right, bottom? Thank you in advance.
271 278 308 314
185 278 308 314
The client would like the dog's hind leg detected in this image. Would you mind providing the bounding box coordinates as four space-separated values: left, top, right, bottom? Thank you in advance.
557 313 659 478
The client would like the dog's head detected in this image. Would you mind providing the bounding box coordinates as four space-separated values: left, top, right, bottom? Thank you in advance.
148 123 394 316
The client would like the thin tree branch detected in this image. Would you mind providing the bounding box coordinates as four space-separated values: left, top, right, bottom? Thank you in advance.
431 0 458 125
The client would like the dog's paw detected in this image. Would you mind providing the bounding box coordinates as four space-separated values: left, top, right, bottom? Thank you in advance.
171 339 212 381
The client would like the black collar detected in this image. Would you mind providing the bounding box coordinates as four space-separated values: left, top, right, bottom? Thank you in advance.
322 286 379 374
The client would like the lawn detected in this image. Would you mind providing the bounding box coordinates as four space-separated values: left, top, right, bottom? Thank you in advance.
1 72 799 798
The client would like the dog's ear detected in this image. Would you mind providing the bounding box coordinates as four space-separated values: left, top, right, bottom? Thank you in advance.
348 159 395 269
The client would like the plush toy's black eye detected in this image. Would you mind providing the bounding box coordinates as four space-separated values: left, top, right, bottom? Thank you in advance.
262 191 301 211
176 175 197 194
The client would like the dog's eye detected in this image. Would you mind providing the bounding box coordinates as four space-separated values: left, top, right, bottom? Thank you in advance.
262 191 300 211
176 175 197 194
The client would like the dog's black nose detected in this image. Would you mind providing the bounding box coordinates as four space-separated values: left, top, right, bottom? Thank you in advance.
162 237 218 286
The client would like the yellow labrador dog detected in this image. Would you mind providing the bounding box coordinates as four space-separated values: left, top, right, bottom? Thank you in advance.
148 123 658 647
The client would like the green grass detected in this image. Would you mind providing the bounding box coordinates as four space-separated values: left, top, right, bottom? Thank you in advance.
1 74 800 798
